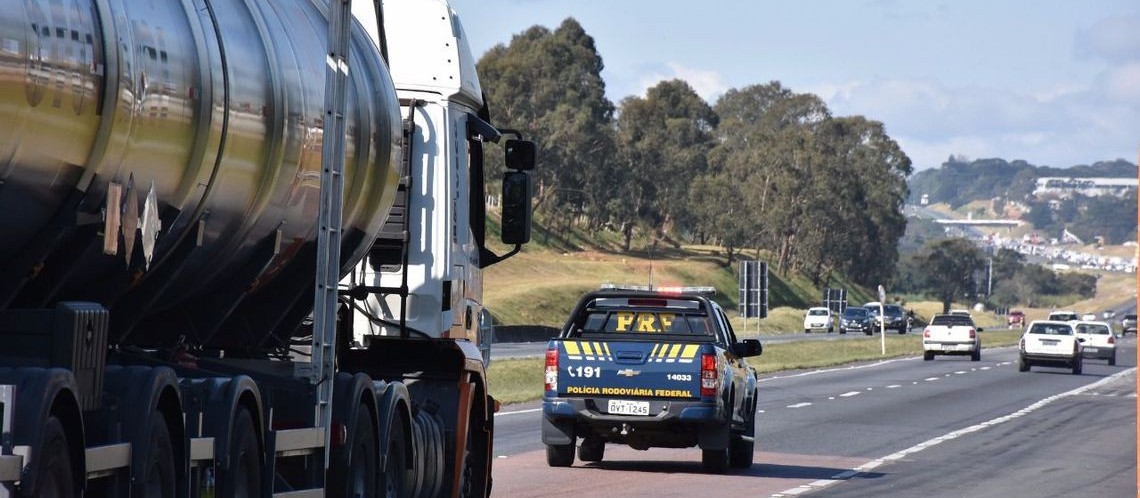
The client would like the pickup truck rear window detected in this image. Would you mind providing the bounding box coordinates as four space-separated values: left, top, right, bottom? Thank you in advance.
930 315 975 326
1028 323 1073 335
1076 324 1111 335
575 310 714 337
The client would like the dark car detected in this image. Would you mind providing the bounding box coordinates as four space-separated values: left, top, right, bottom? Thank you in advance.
839 307 874 335
1122 314 1137 336
866 304 908 334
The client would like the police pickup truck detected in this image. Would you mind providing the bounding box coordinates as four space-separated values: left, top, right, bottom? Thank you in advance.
541 286 762 473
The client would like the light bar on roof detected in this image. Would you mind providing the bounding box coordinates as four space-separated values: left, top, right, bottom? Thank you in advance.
599 283 717 296
594 297 701 309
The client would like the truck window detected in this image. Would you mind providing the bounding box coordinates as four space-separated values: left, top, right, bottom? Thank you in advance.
577 310 713 337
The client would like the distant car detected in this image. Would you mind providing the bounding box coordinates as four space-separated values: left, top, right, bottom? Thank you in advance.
949 309 972 317
1081 313 1097 321
923 314 982 361
803 307 834 333
839 307 874 335
1074 321 1116 366
1122 314 1137 336
1047 310 1080 322
864 304 908 334
1102 310 1116 320
1007 310 1026 328
1018 320 1083 375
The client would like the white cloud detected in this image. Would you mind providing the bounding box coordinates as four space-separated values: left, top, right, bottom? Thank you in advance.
634 63 729 103
1077 15 1140 63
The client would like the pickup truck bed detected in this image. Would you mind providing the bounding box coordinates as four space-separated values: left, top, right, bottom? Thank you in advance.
541 289 761 473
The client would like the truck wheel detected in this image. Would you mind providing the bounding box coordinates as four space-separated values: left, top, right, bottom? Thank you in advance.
971 349 981 362
142 412 176 498
227 409 262 498
1018 357 1030 372
545 443 574 467
701 448 728 474
1072 358 1082 375
1109 353 1116 366
804 329 810 334
19 416 74 498
380 416 409 497
577 439 605 462
923 351 934 361
332 409 378 498
863 329 872 336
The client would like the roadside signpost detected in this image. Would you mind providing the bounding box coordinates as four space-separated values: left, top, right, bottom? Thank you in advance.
878 285 886 355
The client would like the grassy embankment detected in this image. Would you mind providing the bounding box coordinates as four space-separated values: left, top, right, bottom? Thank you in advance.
482 215 1133 404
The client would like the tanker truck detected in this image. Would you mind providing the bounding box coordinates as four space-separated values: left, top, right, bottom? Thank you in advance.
0 0 535 496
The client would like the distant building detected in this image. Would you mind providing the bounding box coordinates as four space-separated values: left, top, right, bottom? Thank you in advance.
1033 177 1136 197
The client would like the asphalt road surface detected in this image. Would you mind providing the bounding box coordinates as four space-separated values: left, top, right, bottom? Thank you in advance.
490 338 1137 497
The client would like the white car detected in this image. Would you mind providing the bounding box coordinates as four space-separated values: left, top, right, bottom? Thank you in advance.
922 314 981 361
1080 313 1097 321
1018 320 1083 374
803 307 834 333
1074 320 1117 366
1047 310 1080 322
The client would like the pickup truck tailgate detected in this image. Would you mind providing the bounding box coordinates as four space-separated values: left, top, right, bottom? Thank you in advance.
554 340 704 401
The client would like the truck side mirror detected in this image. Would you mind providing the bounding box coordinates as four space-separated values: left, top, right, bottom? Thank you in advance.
505 139 536 171
734 339 763 357
501 171 532 245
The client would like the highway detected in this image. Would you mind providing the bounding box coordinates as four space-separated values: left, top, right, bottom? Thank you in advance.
489 339 1136 497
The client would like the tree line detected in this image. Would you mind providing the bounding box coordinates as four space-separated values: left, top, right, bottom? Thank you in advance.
477 19 911 287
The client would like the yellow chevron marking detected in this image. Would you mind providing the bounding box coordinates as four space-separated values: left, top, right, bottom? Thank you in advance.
681 344 699 359
564 342 581 356
582 342 594 356
669 343 682 358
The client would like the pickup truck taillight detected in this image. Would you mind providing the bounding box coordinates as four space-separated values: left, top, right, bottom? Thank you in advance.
922 328 931 338
1108 335 1116 344
545 347 559 392
968 328 976 339
701 353 717 398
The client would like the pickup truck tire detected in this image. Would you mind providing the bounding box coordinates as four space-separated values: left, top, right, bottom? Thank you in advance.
1018 356 1030 372
701 448 729 474
804 329 810 334
729 416 755 468
1072 359 1082 375
923 351 934 361
578 439 604 462
1109 353 1116 366
971 349 981 362
546 443 574 467
863 329 872 336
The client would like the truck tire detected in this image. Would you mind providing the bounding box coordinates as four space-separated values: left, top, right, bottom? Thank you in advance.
545 443 574 467
227 409 262 498
1018 357 1030 372
1109 353 1116 366
1072 358 1082 375
330 409 378 498
923 351 934 361
729 420 755 468
19 416 74 498
380 416 409 497
577 439 604 462
701 448 728 474
971 349 981 362
142 412 176 498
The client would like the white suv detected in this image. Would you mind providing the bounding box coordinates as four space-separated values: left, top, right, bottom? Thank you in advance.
1018 320 1083 374
803 307 834 333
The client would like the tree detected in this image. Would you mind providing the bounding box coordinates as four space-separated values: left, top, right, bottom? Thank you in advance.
477 19 615 227
612 80 718 250
917 238 985 313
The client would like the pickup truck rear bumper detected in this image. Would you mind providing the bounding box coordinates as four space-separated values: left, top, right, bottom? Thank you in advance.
542 396 728 450
1021 351 1080 367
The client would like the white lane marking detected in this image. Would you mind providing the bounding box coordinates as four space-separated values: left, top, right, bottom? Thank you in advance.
787 402 813 408
759 357 918 383
758 409 767 413
924 377 940 381
954 371 967 375
839 391 861 397
980 367 991 370
886 384 901 389
497 407 542 416
865 387 874 391
769 367 1137 498
828 397 836 400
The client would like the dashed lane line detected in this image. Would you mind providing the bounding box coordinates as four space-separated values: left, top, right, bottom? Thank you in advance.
768 367 1137 498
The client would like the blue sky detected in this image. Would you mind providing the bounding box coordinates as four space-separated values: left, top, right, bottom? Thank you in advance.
447 0 1140 171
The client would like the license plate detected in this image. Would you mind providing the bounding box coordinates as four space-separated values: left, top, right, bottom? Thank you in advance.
1084 347 1098 353
607 399 650 416
1041 340 1058 346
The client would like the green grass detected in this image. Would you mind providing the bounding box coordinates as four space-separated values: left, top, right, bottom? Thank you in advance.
487 329 1025 404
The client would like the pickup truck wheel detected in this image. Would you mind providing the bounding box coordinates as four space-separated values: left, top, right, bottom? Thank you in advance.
1018 356 1030 372
971 349 981 362
863 329 872 336
804 329 810 334
577 439 604 462
839 329 846 335
701 448 728 474
1072 358 1082 375
546 443 574 467
923 351 934 361
1109 353 1116 366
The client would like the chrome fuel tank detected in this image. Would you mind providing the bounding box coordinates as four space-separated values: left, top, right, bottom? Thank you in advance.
0 0 401 347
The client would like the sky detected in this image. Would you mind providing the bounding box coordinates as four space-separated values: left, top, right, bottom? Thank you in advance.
445 0 1140 171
